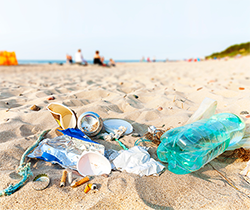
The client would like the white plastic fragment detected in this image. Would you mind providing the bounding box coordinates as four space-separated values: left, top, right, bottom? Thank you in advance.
100 126 127 141
113 146 165 176
148 125 157 134
185 97 217 125
240 160 250 177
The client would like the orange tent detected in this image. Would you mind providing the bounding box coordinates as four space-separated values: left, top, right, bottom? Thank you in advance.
0 51 18 65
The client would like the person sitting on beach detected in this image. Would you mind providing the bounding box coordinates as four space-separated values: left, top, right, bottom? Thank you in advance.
109 58 116 67
140 56 145 62
75 49 88 65
93 51 105 66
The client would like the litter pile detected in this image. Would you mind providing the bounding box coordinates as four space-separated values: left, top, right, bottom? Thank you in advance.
1 98 250 197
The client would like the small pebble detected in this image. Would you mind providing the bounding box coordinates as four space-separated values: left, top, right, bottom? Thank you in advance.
5 102 9 105
131 133 141 137
30 105 41 111
197 87 203 91
101 174 109 178
157 107 163 111
240 111 249 115
239 87 245 90
133 95 139 99
19 93 23 96
119 82 123 85
48 96 55 100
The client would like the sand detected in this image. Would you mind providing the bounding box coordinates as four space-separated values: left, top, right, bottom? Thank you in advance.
1 57 250 209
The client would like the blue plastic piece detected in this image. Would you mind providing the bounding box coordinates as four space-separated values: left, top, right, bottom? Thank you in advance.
59 128 99 144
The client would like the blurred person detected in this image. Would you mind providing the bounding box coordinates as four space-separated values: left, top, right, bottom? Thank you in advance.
93 51 109 66
66 54 73 64
75 49 88 65
109 58 116 67
93 50 103 65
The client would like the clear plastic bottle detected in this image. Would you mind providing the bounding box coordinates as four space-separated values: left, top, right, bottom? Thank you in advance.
157 113 245 175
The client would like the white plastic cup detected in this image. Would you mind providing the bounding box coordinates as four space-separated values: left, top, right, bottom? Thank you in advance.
77 152 111 176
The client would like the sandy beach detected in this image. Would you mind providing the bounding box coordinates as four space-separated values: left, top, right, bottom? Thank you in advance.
1 57 250 209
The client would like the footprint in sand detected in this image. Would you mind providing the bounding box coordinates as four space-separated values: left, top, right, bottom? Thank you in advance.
107 177 127 194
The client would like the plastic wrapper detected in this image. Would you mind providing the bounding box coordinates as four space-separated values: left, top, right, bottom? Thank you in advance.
185 97 217 125
113 146 165 176
28 135 105 170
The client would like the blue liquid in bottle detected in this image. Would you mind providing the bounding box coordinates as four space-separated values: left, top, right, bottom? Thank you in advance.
157 113 245 175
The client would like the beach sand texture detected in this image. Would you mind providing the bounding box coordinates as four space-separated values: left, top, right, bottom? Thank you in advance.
1 57 250 209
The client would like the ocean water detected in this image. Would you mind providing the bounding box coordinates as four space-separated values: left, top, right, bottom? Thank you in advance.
17 60 153 65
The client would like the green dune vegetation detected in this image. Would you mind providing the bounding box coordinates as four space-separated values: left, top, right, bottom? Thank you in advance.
206 41 250 59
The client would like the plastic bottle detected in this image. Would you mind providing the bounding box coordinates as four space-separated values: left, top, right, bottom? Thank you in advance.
157 113 245 175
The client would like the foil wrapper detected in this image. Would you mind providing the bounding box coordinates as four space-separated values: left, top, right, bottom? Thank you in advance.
28 135 105 170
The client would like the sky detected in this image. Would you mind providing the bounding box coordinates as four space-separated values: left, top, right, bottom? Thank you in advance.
1 0 250 60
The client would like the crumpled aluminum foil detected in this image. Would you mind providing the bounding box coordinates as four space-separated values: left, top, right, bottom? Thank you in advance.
28 135 105 170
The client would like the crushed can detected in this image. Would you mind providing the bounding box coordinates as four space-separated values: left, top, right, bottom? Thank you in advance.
77 112 103 137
